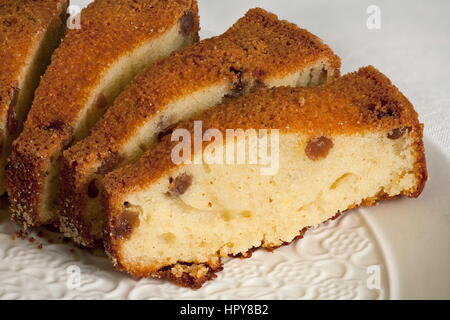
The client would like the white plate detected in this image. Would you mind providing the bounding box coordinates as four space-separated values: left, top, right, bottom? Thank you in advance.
1 0 449 300
0 138 448 299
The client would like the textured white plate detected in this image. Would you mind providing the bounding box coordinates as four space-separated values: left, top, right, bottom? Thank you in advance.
0 139 448 300
1 0 449 300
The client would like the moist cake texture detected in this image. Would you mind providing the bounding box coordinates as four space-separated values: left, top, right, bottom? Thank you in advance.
102 66 427 288
60 7 341 247
6 0 200 228
0 0 69 194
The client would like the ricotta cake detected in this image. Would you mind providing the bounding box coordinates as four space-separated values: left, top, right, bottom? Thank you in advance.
6 0 200 227
0 0 69 194
60 8 341 247
102 66 427 288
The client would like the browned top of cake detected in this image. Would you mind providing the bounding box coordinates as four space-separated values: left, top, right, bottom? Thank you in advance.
12 0 198 157
64 7 340 171
103 66 422 198
0 0 68 124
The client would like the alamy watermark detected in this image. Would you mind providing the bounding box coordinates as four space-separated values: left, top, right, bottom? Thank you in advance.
66 265 81 290
366 5 381 30
170 121 280 175
366 265 381 290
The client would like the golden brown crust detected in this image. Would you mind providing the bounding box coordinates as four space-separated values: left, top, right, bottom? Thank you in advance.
409 123 427 198
103 66 428 288
6 0 199 227
61 7 340 246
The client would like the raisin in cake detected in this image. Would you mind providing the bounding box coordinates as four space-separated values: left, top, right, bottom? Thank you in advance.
6 0 200 227
0 0 69 194
60 7 341 247
102 66 427 288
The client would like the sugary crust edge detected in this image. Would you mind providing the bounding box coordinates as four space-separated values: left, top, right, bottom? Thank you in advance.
409 123 428 198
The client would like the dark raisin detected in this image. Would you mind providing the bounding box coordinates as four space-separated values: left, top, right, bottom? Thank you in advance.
95 92 108 109
45 120 66 131
114 209 140 240
157 124 177 142
87 179 99 198
166 173 193 197
305 136 334 160
225 67 247 98
387 127 408 140
180 10 194 36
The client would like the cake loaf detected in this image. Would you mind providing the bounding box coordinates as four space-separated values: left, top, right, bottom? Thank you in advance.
6 0 200 227
60 8 341 247
0 0 69 194
102 66 427 288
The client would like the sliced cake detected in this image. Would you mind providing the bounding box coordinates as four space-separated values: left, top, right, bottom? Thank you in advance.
59 8 341 247
102 66 427 288
6 0 200 227
0 0 69 194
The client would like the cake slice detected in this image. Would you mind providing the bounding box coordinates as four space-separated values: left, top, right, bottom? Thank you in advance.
102 66 427 288
59 8 341 247
0 0 69 194
6 0 200 227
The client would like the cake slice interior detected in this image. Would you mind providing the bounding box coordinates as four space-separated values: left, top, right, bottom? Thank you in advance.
102 66 427 288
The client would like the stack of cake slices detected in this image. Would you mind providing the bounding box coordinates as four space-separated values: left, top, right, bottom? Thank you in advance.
0 0 69 195
6 0 200 227
3 1 427 289
59 7 340 248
